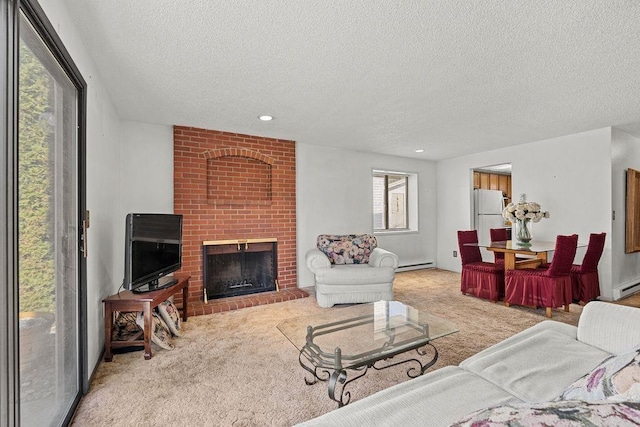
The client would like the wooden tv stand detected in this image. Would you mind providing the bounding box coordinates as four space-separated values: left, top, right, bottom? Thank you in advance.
103 274 190 361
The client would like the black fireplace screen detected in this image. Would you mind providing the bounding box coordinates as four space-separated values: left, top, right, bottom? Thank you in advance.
203 240 277 299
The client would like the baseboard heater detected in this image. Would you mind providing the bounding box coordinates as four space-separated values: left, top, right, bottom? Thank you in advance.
397 262 435 272
613 281 640 300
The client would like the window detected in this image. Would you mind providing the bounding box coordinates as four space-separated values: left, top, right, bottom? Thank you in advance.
373 171 409 231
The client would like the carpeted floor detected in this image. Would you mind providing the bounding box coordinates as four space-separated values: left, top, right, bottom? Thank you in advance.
71 269 585 426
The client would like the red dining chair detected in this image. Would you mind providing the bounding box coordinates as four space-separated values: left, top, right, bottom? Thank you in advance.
570 232 606 305
504 234 578 318
458 230 505 302
489 228 509 265
489 227 531 266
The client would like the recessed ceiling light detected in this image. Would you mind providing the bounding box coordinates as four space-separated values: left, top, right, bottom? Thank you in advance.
415 149 425 153
258 115 273 121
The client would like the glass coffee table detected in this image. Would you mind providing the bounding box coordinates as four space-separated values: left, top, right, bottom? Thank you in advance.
277 300 458 407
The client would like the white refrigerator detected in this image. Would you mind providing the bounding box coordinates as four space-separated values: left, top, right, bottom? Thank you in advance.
473 189 506 249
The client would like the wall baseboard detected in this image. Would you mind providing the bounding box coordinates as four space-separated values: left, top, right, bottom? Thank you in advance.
397 262 435 272
613 281 640 300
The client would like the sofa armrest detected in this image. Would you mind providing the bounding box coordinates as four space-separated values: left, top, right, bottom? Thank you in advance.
577 301 640 354
306 248 331 273
369 247 399 269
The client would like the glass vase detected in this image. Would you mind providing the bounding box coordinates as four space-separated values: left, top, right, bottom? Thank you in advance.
516 219 532 246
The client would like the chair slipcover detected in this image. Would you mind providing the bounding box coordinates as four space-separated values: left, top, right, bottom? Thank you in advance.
489 228 508 265
570 232 606 304
458 230 504 302
505 234 578 317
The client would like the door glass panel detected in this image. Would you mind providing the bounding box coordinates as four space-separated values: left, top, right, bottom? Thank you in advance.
19 12 79 426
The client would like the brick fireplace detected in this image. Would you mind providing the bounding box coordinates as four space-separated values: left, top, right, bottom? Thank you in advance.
173 126 307 315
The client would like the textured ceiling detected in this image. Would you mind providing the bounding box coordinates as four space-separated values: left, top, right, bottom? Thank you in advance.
62 0 640 160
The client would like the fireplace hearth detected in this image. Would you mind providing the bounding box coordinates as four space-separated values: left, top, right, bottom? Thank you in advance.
203 239 278 300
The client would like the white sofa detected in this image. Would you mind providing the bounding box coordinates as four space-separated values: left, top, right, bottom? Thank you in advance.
298 301 640 426
306 234 399 308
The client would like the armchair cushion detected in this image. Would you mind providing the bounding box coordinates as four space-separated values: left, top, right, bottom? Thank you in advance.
316 234 378 265
307 247 399 275
314 264 396 286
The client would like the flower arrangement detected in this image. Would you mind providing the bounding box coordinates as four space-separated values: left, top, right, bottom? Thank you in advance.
503 197 547 245
502 200 545 223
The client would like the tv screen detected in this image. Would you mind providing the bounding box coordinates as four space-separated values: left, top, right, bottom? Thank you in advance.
123 213 183 293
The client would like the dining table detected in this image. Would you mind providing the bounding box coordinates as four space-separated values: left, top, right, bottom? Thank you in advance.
471 240 585 270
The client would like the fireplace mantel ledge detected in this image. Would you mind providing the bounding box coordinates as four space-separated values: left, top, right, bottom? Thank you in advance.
203 238 277 246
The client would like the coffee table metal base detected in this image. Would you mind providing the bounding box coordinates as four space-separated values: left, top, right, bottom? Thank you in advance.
277 301 458 408
298 343 439 407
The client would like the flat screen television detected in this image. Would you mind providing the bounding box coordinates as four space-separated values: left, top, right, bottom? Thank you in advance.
123 213 183 293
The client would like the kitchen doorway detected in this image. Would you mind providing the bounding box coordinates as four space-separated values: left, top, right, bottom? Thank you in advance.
473 163 512 206
471 163 512 260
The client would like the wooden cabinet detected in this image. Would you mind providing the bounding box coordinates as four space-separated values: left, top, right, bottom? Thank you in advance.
488 174 497 190
473 171 512 204
479 173 489 189
498 174 510 203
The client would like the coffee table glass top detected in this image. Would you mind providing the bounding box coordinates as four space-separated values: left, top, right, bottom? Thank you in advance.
277 301 458 370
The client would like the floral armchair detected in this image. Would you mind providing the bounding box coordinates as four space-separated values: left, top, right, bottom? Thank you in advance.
305 234 399 308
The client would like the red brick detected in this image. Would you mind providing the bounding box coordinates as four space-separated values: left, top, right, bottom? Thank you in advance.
174 125 298 309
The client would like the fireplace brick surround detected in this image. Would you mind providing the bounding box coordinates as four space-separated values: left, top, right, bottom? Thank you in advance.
173 126 307 315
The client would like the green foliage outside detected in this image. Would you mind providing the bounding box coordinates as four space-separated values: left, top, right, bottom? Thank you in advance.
18 40 55 313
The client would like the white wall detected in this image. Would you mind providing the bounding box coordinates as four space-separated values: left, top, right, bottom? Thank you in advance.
296 143 437 287
436 128 614 299
119 121 174 214
40 0 124 379
611 128 640 290
114 121 175 282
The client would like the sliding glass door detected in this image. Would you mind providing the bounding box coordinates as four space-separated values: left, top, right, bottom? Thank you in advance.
2 1 86 425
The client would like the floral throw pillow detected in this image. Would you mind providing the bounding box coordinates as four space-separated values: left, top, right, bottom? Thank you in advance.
558 345 640 402
316 234 377 265
451 400 640 427
135 311 174 350
157 300 182 337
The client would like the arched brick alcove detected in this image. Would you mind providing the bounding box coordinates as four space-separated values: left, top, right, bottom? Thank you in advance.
204 148 274 206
